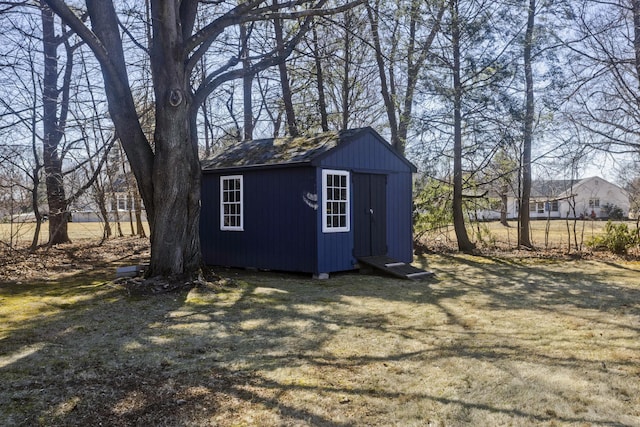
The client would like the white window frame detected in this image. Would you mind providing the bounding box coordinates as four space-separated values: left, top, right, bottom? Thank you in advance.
116 193 133 211
529 201 544 213
322 169 350 233
589 198 600 208
220 175 244 231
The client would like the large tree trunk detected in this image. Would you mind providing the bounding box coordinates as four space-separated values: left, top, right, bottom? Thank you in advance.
83 0 200 278
147 1 202 278
41 3 70 245
43 0 348 280
451 0 474 253
518 0 535 249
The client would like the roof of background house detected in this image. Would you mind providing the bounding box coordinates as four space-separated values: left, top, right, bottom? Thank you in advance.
530 179 580 198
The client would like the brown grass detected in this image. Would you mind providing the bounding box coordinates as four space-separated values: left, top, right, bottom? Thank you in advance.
1 238 639 426
420 219 640 254
0 222 147 247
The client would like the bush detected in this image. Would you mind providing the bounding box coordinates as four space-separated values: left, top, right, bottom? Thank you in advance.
587 221 637 255
602 203 625 220
413 178 452 240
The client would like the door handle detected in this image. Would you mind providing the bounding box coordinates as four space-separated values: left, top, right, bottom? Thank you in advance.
370 208 374 215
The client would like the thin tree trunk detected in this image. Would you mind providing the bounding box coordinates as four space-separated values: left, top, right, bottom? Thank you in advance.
241 23 254 141
451 0 474 253
273 0 298 137
341 11 352 130
633 0 640 94
367 0 399 147
29 70 43 251
134 191 146 238
312 25 329 132
518 0 535 249
500 191 509 227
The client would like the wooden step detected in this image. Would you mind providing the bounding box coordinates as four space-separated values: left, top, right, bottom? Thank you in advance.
385 262 405 268
358 256 433 280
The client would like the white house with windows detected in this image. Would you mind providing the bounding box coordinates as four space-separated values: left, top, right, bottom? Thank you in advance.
472 176 630 220
526 176 629 219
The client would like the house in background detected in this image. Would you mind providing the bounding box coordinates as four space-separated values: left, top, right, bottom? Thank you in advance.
527 176 630 219
200 127 425 278
472 176 630 220
68 176 147 223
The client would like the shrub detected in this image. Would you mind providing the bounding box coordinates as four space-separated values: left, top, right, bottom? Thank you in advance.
587 221 637 255
602 203 625 220
413 178 453 241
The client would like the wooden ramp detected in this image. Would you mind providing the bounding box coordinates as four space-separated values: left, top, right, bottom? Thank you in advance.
357 256 433 280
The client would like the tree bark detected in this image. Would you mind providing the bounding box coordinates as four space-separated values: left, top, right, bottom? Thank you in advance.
82 0 200 278
273 0 298 137
341 11 352 130
500 191 509 227
41 3 70 245
147 1 202 277
241 23 254 141
397 0 445 153
367 1 399 147
451 0 475 253
518 0 535 249
312 25 329 132
42 0 355 280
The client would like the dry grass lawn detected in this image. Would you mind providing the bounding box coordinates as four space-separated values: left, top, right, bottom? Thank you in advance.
1 236 639 426
0 221 146 247
421 219 640 254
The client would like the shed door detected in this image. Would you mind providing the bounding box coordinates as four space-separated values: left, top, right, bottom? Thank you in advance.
353 173 387 257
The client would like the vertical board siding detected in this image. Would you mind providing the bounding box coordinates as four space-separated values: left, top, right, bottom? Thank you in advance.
200 167 317 273
386 172 414 262
316 167 356 274
318 130 415 267
201 128 415 275
318 132 413 172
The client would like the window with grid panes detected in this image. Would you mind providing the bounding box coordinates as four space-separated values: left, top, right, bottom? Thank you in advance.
322 170 350 233
220 175 243 231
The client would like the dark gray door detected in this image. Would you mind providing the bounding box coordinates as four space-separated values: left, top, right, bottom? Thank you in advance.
353 173 387 257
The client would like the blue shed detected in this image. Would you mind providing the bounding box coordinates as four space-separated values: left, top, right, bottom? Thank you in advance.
200 127 425 278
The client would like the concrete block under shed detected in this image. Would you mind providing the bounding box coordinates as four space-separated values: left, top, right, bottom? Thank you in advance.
116 265 145 278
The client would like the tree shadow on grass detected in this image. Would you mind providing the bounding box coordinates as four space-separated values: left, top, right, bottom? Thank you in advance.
1 256 639 426
438 254 640 319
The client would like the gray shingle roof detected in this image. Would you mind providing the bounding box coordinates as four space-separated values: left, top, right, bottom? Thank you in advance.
530 179 580 198
202 130 360 170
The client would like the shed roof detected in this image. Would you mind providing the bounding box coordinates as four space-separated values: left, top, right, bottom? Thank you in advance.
201 127 415 172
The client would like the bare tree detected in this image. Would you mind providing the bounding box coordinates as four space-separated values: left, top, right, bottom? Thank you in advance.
42 0 363 279
367 0 445 154
449 0 474 252
518 0 535 249
567 0 640 158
